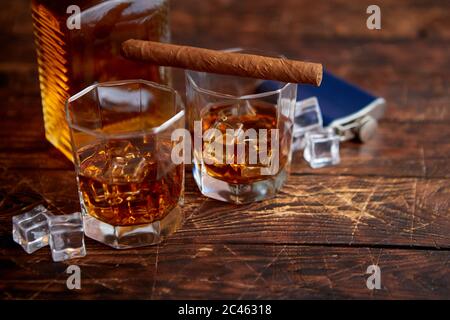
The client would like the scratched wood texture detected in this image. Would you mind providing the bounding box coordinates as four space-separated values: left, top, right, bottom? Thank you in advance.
0 0 449 299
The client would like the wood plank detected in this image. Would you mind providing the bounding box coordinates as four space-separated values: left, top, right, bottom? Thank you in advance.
1 169 449 248
0 119 448 179
4 0 450 41
0 241 449 299
172 0 450 42
292 121 450 179
174 174 450 248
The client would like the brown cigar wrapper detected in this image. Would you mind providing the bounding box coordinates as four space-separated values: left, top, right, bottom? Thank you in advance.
122 40 323 86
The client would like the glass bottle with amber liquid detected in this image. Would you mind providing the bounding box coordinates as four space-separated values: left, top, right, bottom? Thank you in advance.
31 0 171 160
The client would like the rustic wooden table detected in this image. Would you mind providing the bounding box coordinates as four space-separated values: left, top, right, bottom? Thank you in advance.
1 0 449 299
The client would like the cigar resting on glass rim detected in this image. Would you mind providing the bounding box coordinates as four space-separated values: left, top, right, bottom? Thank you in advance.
121 40 323 86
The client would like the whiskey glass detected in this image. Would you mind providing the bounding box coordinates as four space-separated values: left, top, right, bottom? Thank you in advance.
66 80 185 249
186 49 297 204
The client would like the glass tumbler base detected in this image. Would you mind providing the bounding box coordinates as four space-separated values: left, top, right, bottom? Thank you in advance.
193 165 288 204
82 206 183 249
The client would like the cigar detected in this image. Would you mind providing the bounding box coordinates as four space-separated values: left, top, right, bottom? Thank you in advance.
121 40 323 86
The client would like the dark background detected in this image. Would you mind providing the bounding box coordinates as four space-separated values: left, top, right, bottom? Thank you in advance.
0 0 449 299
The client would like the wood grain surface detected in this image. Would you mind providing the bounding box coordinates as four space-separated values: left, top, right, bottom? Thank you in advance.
0 0 449 299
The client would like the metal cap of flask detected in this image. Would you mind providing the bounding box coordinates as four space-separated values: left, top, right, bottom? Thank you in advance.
329 98 386 143
332 115 379 142
356 115 378 143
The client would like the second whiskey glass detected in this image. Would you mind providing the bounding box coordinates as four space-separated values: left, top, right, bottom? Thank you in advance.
186 50 297 204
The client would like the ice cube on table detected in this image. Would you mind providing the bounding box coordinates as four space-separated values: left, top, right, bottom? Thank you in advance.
293 97 323 151
303 128 340 169
294 97 323 133
48 212 86 262
12 205 50 254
